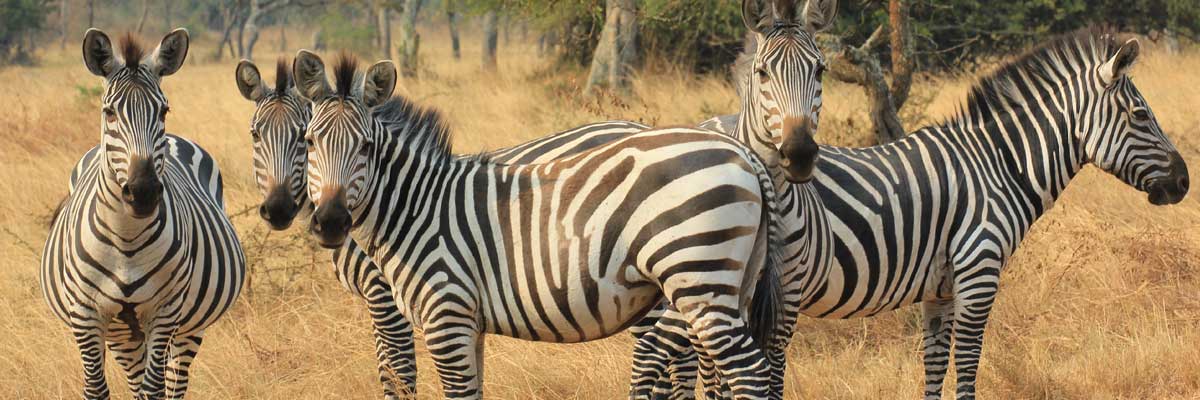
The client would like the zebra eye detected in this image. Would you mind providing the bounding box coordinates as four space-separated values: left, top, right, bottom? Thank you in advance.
1132 109 1150 121
756 68 769 80
814 63 826 76
304 135 315 147
250 128 261 141
102 107 116 122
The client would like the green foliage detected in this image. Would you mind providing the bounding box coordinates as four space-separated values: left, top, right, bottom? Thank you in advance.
640 0 745 72
0 0 51 65
316 7 377 56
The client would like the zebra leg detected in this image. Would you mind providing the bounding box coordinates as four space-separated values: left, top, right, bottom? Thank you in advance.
921 300 955 399
678 309 770 399
138 324 177 399
691 331 726 399
164 333 204 399
364 276 417 399
425 323 483 399
950 261 1001 400
332 240 417 398
666 346 698 400
628 312 690 399
71 320 111 400
105 338 147 398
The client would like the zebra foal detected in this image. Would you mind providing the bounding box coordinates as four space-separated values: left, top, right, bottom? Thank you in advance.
42 29 244 399
296 50 792 399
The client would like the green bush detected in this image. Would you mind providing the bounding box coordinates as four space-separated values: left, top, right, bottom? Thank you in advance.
0 0 51 65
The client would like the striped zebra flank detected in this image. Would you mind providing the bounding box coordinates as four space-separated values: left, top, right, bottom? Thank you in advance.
469 24 1191 400
294 50 791 399
41 29 245 400
686 27 1189 399
234 58 658 399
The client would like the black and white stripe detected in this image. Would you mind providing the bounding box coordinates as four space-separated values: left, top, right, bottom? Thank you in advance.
295 51 788 399
41 29 244 400
233 59 656 398
698 28 1189 399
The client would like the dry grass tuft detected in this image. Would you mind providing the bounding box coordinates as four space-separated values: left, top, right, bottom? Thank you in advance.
1 26 1198 399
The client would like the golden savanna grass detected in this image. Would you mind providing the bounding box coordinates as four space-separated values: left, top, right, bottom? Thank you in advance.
1 24 1199 399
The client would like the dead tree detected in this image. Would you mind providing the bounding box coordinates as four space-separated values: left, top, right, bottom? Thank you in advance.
823 0 913 144
87 0 95 28
482 10 499 71
136 0 152 33
164 0 172 29
60 0 69 49
584 0 637 95
446 0 461 60
375 1 392 60
398 0 424 77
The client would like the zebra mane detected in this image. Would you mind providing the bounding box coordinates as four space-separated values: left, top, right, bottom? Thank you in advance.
372 96 463 164
118 33 145 70
732 31 758 99
332 51 358 98
275 57 292 92
953 26 1124 125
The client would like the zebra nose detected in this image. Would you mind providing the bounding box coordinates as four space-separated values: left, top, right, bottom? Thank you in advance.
1178 175 1189 193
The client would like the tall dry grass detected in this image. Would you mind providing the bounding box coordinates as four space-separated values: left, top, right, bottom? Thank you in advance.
0 24 1198 399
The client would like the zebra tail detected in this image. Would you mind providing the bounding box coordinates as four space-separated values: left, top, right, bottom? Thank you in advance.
747 152 785 353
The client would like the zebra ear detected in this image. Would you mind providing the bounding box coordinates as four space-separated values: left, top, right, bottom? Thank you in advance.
743 0 771 34
149 28 189 77
802 0 837 33
82 28 117 77
293 50 332 101
362 60 396 108
235 60 267 102
1099 38 1140 87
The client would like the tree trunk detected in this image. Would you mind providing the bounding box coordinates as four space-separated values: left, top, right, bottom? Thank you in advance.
213 4 241 60
887 0 913 111
243 0 262 60
60 0 69 50
236 9 247 58
584 0 637 95
826 26 904 143
446 1 460 60
136 0 152 33
376 2 392 60
279 13 287 52
398 0 424 77
87 0 94 28
164 0 172 29
481 11 499 71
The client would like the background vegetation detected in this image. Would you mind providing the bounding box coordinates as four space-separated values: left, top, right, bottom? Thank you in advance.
0 1 1198 399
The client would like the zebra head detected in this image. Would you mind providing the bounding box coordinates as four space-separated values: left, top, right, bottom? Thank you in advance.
1084 37 1189 205
739 0 835 183
293 51 397 248
236 58 312 230
82 28 189 218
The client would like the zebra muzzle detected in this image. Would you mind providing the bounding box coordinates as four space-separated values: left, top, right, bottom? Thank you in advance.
310 190 351 249
779 115 820 183
122 157 163 218
260 184 299 230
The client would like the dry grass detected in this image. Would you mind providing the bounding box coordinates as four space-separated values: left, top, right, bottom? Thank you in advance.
1 25 1199 399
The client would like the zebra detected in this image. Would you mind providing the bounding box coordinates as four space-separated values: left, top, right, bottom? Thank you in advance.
676 28 1192 399
235 58 418 398
456 1 838 397
233 59 654 398
295 50 802 399
41 29 245 400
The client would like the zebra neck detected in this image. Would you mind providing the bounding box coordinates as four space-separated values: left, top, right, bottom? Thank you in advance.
349 136 465 264
947 89 1086 216
94 164 169 243
732 111 793 194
